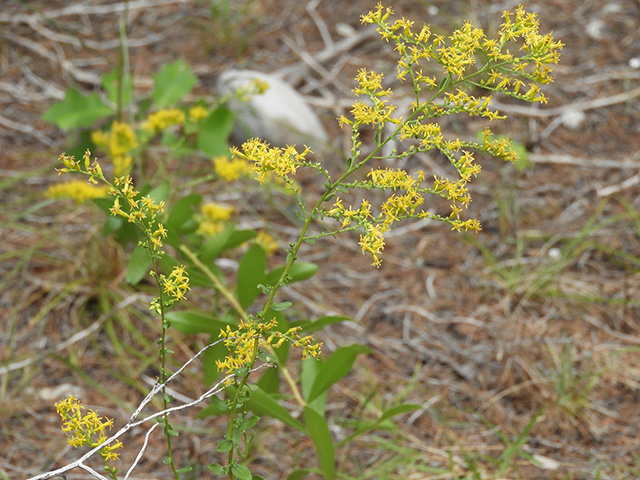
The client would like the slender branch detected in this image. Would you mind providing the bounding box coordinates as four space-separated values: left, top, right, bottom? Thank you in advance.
27 339 246 480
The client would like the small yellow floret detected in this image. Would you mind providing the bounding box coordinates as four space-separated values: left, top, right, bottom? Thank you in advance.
188 105 208 122
201 202 234 221
45 180 109 204
213 155 252 181
142 109 186 134
109 121 139 157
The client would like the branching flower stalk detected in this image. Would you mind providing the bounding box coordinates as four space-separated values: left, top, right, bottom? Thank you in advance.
233 3 563 267
57 150 189 479
49 4 561 479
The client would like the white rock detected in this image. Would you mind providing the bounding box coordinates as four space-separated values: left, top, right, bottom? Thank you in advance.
532 454 560 470
560 109 586 130
585 19 605 40
38 383 85 401
217 69 329 153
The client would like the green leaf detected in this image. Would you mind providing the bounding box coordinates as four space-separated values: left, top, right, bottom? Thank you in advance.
245 386 305 432
378 403 422 422
256 365 280 393
102 68 133 107
238 415 260 431
42 88 112 130
152 59 197 108
236 243 267 309
166 193 201 233
217 438 233 452
176 466 193 473
164 310 230 335
265 262 318 285
306 345 370 403
270 301 292 312
230 463 252 480
301 357 326 415
292 315 354 333
303 406 335 480
197 106 235 157
199 224 234 263
286 470 313 480
147 181 170 204
208 463 226 474
125 245 151 285
223 229 257 250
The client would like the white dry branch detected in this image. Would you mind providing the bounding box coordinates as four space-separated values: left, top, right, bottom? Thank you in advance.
26 339 267 480
0 0 191 23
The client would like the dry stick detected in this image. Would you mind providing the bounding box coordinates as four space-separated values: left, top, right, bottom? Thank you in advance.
0 114 55 146
491 84 640 118
597 173 640 197
0 0 192 23
279 26 379 86
529 152 640 169
306 0 334 51
26 338 259 480
10 34 101 86
282 35 351 93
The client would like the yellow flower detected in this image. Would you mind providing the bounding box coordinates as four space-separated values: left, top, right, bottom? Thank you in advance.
201 202 234 221
216 318 321 383
90 129 108 148
54 395 123 464
109 121 138 157
359 224 387 268
213 155 252 181
188 105 208 122
112 155 133 177
197 202 234 237
231 139 311 183
45 180 109 204
142 109 186 134
162 265 190 302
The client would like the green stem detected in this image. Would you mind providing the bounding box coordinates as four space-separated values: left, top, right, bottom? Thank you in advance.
146 233 180 480
180 245 306 407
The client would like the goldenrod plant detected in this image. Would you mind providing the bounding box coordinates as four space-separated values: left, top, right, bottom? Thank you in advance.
36 4 561 479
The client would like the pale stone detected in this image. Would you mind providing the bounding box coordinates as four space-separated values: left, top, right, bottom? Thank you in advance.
217 69 329 153
561 109 586 130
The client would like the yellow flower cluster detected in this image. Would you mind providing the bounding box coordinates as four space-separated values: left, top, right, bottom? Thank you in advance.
55 395 123 462
231 139 312 183
142 108 186 134
327 169 430 267
161 265 190 302
57 150 104 183
91 122 138 176
108 175 167 255
213 155 252 181
188 105 208 122
45 180 109 204
197 202 234 236
216 318 322 384
319 4 561 266
362 3 562 103
339 69 399 128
